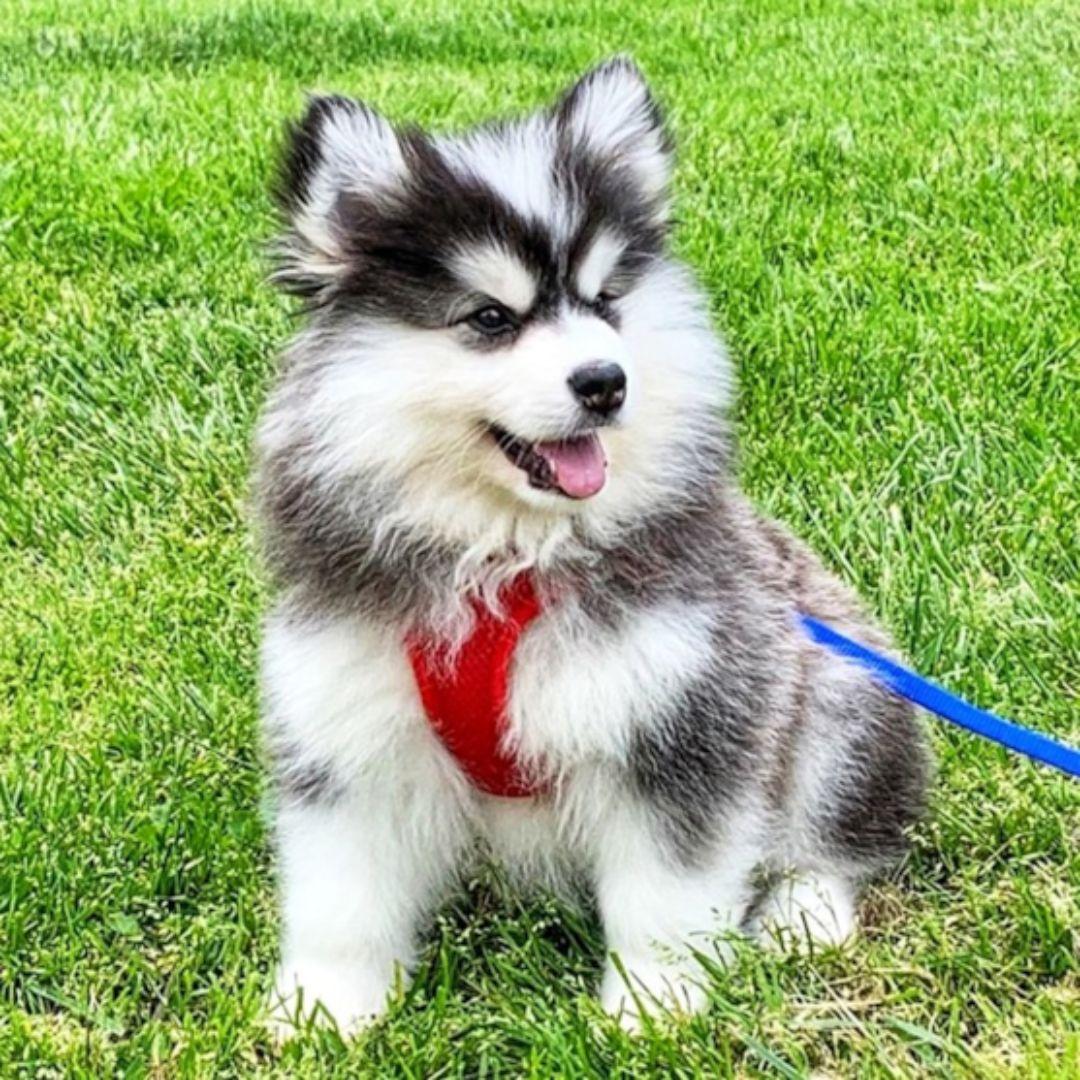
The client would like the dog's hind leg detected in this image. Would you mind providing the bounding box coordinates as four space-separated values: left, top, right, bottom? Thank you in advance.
755 645 930 952
749 869 857 950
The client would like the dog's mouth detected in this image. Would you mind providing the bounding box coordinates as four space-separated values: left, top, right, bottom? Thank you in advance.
487 424 608 499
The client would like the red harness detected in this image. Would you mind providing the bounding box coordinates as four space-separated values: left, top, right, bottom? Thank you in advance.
405 575 546 798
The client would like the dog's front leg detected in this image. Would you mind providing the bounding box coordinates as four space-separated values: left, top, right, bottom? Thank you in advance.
270 774 464 1038
262 610 467 1038
594 800 761 1030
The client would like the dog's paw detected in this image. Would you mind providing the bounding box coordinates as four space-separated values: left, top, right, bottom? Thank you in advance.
599 953 710 1032
750 872 856 953
268 957 395 1042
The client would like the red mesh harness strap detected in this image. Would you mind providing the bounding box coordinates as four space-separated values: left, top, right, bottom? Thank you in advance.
405 575 546 798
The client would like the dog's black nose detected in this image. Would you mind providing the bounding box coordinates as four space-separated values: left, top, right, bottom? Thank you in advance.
568 361 627 418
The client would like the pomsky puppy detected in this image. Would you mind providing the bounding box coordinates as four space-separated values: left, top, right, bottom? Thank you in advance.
255 58 930 1034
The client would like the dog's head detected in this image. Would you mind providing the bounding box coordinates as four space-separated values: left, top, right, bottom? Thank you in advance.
265 59 729 561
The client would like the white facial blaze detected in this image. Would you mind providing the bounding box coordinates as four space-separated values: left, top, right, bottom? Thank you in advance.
574 229 626 300
451 243 538 313
437 117 574 238
482 307 633 443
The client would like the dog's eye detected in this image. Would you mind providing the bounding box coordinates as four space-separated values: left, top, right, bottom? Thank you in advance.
466 305 516 335
589 292 616 318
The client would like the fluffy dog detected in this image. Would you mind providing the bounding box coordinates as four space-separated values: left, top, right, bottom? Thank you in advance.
255 58 930 1034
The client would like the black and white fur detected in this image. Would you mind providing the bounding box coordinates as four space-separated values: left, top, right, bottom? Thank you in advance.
256 59 930 1034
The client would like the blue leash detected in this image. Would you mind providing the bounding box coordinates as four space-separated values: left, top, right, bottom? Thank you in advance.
800 614 1080 780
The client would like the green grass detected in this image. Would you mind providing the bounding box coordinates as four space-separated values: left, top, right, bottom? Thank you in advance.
1 0 1078 1074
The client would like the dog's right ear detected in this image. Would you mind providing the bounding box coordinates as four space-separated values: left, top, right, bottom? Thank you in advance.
271 94 404 300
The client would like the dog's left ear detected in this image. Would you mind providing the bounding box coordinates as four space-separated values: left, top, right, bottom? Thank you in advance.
554 57 673 204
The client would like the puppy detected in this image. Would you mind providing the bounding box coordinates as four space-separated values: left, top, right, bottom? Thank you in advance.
255 59 930 1034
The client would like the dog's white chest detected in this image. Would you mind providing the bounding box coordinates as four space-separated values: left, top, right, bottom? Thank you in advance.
505 599 716 771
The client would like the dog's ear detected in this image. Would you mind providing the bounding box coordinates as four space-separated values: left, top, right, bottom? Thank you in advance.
271 94 404 299
554 57 672 204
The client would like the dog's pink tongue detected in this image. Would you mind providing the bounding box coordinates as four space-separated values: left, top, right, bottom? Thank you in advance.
535 434 607 499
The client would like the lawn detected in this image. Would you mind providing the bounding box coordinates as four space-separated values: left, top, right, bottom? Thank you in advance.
1 0 1077 1074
